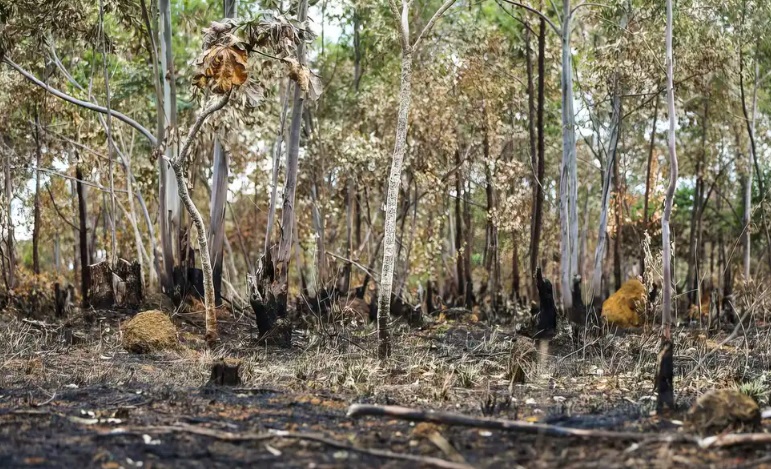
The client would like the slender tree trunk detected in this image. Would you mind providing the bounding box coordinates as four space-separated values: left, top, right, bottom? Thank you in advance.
657 0 678 412
591 82 621 304
32 111 42 275
99 0 118 267
454 150 465 302
275 0 308 317
464 178 474 308
530 11 546 301
512 233 521 301
208 140 228 306
641 97 659 276
378 48 412 359
310 182 327 287
4 149 14 289
559 0 578 313
76 163 90 307
740 50 763 279
159 0 181 295
612 134 623 291
264 79 290 256
206 0 237 307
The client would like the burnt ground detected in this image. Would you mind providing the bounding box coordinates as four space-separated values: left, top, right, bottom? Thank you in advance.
2 305 771 468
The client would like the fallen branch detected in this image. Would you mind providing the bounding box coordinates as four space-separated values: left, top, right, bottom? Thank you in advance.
347 404 694 443
99 424 471 469
700 433 771 449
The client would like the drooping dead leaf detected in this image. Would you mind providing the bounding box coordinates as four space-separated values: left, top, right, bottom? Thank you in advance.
194 45 248 94
283 57 321 100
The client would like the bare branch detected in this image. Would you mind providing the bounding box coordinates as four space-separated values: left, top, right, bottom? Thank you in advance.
388 0 409 51
413 0 458 49
347 404 696 443
172 92 231 168
2 57 158 146
498 0 560 35
570 1 610 16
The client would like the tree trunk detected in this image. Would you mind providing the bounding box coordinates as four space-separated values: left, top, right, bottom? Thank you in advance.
464 178 474 308
612 133 623 291
658 0 678 411
4 148 14 290
208 140 228 307
454 149 465 303
591 81 621 305
378 48 413 359
159 0 181 297
272 0 308 335
530 11 546 301
641 97 659 276
264 79 291 256
32 111 42 275
76 163 90 307
560 0 578 313
310 182 327 288
206 0 236 307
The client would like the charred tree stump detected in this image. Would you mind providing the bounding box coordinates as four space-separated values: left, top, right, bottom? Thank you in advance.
87 259 143 310
248 250 292 347
207 359 242 386
655 339 675 412
53 283 74 319
533 267 557 340
569 276 589 345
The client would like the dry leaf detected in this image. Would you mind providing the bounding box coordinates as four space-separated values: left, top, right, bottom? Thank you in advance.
194 46 248 94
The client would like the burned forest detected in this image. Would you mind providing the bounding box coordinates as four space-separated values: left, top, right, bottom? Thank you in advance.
2 0 771 467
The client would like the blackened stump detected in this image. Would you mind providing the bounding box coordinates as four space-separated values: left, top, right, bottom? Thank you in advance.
655 339 675 411
533 267 557 340
207 359 241 386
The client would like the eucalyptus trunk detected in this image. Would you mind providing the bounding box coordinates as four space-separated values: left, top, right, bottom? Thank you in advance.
378 49 412 359
32 111 42 275
274 0 309 316
641 97 659 276
657 0 678 411
559 0 578 313
159 0 182 295
591 83 621 304
207 0 237 307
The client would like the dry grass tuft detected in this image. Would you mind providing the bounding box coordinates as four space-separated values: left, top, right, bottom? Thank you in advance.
121 310 179 354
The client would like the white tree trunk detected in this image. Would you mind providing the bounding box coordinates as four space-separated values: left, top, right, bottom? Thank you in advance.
159 0 181 293
743 59 759 281
559 0 578 312
378 50 413 359
662 0 678 336
591 80 622 299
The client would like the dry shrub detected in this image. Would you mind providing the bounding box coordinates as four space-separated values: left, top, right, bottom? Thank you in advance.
602 278 646 328
121 310 179 354
685 389 760 435
1 269 66 319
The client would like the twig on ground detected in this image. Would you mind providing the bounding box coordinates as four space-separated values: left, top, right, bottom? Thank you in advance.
98 424 472 469
347 404 695 443
30 391 56 408
699 433 771 448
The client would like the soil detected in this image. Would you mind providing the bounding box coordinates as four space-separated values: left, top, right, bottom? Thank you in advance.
1 306 771 468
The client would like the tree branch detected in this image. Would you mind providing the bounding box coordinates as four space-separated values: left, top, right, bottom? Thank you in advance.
2 57 158 146
347 404 695 443
570 1 609 16
413 0 458 49
498 0 560 35
172 92 231 169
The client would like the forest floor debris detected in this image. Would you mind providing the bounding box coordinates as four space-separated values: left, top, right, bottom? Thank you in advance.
2 308 771 467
